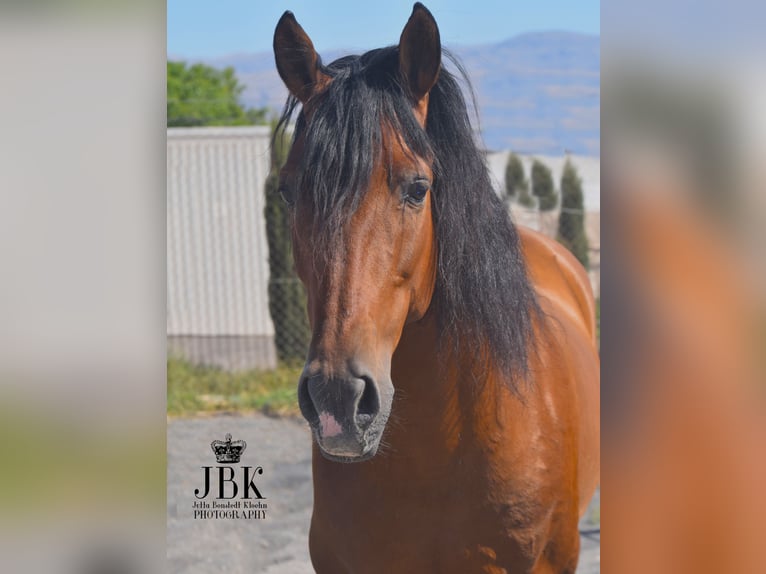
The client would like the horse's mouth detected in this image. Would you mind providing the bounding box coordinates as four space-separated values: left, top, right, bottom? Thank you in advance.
300 380 393 463
311 426 381 463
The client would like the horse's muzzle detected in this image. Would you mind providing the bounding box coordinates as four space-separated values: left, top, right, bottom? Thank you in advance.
298 372 385 462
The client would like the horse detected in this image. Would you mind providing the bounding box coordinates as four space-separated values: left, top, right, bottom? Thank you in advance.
272 4 599 572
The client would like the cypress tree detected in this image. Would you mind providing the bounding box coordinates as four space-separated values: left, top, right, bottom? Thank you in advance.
264 125 311 363
504 152 528 203
517 186 536 208
531 159 557 211
557 159 590 268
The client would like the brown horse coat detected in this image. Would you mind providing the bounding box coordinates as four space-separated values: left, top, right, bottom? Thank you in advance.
307 228 599 574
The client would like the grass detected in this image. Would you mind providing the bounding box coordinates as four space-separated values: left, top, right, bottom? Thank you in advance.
167 356 303 417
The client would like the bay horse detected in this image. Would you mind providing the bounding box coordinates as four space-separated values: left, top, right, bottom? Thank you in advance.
273 4 599 572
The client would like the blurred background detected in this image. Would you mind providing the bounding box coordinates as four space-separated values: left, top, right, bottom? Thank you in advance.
602 1 766 572
0 3 166 574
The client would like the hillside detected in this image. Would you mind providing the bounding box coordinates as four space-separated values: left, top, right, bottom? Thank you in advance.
203 31 599 156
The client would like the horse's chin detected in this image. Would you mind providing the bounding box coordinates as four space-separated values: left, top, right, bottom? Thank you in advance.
317 445 379 463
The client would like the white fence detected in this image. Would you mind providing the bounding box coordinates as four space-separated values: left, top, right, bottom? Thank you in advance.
167 126 277 369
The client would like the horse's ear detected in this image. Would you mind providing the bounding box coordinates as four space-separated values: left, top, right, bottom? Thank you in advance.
398 3 441 115
274 11 326 103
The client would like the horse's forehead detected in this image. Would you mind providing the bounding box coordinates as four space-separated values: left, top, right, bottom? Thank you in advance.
288 117 428 177
380 124 433 176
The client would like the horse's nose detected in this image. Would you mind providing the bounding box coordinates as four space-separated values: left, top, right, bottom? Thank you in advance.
298 373 380 436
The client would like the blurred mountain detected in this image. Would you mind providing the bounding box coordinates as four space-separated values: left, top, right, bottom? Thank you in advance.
204 31 599 156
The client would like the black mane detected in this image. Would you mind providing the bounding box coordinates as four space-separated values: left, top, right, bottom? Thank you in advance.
276 46 541 386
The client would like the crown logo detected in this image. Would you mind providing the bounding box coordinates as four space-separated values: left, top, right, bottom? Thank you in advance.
210 433 247 464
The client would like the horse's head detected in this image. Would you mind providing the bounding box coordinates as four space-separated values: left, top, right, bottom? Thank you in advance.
273 4 441 462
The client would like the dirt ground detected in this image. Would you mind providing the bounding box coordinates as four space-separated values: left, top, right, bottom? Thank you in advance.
167 414 600 573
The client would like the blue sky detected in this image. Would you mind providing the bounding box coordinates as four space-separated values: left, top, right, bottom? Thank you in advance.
168 0 600 58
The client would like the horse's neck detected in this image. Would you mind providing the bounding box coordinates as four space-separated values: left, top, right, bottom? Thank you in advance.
390 312 526 465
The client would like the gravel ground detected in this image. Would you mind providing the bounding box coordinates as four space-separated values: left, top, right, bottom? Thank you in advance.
168 414 600 573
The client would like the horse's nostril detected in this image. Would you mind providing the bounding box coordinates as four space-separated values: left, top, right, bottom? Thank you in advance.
356 414 373 427
356 376 380 419
300 371 380 431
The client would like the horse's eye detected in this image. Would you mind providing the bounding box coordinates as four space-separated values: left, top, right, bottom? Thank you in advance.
279 186 295 206
404 180 430 205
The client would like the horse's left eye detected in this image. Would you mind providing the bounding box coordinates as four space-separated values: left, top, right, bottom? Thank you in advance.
404 180 430 205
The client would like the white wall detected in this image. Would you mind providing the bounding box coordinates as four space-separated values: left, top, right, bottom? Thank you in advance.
167 126 274 337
